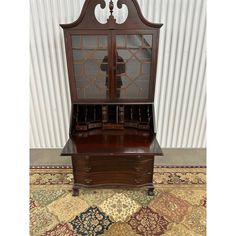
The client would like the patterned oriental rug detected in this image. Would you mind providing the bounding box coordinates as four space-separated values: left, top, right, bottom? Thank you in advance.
30 167 206 236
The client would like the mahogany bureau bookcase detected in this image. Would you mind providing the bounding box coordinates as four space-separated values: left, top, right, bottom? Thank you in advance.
60 0 163 196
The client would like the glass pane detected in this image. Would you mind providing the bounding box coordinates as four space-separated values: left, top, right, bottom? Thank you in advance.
126 59 140 78
136 48 152 61
98 36 107 48
127 35 142 48
142 63 151 75
116 49 131 60
72 35 108 99
72 36 81 48
116 35 126 48
73 50 84 61
143 35 152 48
83 35 97 49
115 35 153 99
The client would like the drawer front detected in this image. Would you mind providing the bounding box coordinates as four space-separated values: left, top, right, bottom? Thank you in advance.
72 155 154 173
73 171 153 186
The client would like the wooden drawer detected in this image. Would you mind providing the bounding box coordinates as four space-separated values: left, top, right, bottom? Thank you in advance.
73 171 153 186
72 155 154 173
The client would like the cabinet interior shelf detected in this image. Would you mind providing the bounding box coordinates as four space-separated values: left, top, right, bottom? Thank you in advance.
71 104 153 134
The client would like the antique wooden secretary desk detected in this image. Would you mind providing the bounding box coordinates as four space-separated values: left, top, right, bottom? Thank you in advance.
61 0 163 196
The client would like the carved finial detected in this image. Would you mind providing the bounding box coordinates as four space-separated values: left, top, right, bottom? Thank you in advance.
109 0 114 15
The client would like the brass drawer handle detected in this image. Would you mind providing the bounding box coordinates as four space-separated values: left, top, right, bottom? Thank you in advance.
84 167 92 173
134 178 142 184
84 178 92 184
134 167 142 172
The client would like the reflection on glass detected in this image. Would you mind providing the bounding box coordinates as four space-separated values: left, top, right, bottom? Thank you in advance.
72 35 108 99
116 35 126 48
100 51 126 98
71 34 153 100
72 36 81 48
98 36 108 48
143 35 152 47
116 35 153 99
127 35 142 48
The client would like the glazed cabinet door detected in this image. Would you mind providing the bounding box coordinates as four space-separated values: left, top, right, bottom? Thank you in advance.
71 33 110 100
67 30 158 102
113 31 155 101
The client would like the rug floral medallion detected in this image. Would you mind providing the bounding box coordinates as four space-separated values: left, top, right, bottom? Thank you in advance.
30 167 206 236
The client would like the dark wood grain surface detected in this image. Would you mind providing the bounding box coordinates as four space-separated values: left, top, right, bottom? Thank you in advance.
60 0 163 195
61 129 163 156
71 155 154 187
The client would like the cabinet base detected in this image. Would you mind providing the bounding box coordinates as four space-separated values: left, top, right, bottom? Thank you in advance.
72 184 80 196
147 187 155 196
71 155 156 196
71 183 155 196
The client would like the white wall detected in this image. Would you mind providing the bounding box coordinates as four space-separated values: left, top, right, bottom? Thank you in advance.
30 0 206 148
